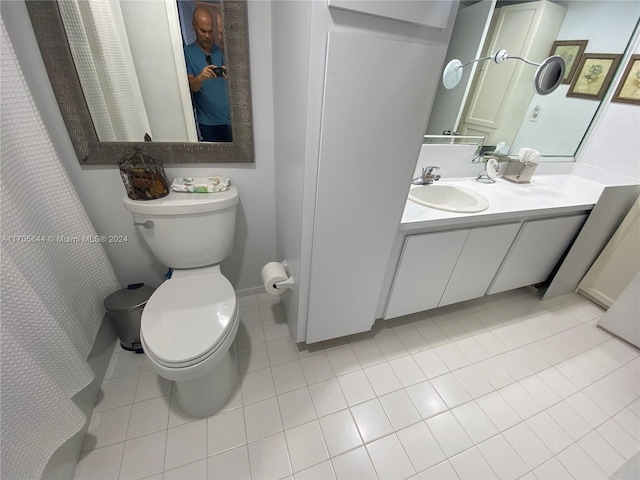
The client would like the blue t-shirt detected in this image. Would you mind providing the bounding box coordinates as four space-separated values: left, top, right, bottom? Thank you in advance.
184 43 231 126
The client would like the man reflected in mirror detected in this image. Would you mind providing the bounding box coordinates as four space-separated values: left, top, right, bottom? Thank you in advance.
184 7 232 142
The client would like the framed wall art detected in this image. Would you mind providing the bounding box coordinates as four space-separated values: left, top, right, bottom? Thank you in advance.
549 40 588 84
567 53 622 101
611 54 640 105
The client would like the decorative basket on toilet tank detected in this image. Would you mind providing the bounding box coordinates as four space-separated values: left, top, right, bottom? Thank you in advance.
118 145 170 200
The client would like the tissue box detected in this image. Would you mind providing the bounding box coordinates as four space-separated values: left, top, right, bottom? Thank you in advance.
502 161 537 184
171 177 229 193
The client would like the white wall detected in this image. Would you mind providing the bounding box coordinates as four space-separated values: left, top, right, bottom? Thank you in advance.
512 0 640 156
271 1 312 340
4 0 276 293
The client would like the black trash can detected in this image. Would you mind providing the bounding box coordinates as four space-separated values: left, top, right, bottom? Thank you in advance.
104 283 155 353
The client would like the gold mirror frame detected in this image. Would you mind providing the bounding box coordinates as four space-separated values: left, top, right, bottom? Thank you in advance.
26 0 254 165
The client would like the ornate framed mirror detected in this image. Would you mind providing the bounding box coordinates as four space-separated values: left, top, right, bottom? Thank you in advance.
26 0 254 164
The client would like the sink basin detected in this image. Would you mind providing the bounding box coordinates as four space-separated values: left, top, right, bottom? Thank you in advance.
408 184 489 213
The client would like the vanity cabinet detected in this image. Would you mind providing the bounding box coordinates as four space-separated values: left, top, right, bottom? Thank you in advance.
385 212 589 319
487 213 588 294
385 223 519 319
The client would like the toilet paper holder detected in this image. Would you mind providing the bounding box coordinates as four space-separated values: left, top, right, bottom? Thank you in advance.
273 260 294 290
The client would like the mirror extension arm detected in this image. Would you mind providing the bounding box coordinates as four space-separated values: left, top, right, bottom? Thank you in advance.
443 48 566 96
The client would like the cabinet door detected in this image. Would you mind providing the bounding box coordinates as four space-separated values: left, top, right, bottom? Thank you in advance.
440 223 521 307
488 214 588 295
597 273 640 348
305 32 442 343
385 230 469 319
463 4 538 130
328 0 453 29
578 197 640 308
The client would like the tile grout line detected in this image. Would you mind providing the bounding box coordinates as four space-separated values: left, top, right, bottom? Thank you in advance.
80 291 637 480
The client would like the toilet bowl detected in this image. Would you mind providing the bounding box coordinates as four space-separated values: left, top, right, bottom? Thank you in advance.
140 267 239 417
123 187 240 418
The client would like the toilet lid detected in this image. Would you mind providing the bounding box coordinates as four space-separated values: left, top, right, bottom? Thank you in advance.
141 273 237 365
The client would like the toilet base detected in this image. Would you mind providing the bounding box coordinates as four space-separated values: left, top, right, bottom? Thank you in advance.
174 340 239 418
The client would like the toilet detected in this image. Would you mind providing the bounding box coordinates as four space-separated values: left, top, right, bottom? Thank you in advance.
123 187 240 417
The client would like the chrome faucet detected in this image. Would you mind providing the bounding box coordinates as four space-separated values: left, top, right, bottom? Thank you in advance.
412 166 441 185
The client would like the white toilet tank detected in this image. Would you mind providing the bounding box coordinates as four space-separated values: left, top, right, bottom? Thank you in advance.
123 187 239 269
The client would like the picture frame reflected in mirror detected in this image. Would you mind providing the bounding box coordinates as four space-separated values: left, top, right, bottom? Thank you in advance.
567 53 623 101
611 54 640 105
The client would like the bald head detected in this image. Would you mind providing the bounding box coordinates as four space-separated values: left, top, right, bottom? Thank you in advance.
192 7 214 52
193 7 213 25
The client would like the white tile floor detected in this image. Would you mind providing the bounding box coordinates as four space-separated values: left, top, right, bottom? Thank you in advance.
75 288 640 480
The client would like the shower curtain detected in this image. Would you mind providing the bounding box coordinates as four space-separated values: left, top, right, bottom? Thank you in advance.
0 20 120 480
57 0 152 142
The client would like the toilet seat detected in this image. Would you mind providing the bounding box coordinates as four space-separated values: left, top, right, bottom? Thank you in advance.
141 272 237 368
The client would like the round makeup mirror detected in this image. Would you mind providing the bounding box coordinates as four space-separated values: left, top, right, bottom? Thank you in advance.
443 51 566 96
533 55 566 95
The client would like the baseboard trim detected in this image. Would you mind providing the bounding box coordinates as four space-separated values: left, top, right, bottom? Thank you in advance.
236 285 265 297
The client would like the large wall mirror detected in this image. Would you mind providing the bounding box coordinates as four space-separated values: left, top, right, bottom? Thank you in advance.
427 0 639 161
26 0 253 164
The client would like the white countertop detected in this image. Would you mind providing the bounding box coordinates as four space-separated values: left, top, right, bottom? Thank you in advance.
401 174 605 230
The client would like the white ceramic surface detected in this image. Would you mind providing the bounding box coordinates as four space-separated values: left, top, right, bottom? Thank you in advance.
123 187 239 215
402 175 605 229
126 188 241 417
408 184 489 213
141 273 236 365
